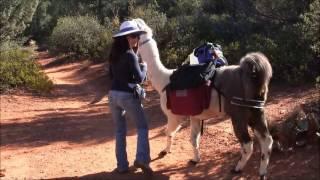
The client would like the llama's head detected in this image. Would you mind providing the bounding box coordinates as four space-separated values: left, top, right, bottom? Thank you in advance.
133 18 153 39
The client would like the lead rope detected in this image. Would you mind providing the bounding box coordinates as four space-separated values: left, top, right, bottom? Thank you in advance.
201 120 204 135
201 89 222 136
201 70 223 136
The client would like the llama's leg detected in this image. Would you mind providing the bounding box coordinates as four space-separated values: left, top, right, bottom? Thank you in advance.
189 118 201 164
254 129 273 180
159 116 182 156
230 115 253 173
251 109 273 179
233 140 253 173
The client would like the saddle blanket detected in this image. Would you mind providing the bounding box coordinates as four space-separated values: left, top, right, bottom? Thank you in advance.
166 83 211 115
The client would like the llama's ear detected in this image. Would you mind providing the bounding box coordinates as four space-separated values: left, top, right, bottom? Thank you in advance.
136 23 142 30
134 18 153 37
134 18 145 29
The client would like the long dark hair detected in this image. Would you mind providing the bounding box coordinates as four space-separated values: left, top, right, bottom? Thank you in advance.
109 36 130 64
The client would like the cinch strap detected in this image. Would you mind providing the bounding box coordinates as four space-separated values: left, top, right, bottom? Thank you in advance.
231 97 265 109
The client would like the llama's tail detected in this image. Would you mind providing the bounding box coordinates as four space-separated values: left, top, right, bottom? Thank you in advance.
239 52 273 100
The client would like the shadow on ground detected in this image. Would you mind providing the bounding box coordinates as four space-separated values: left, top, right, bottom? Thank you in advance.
46 169 170 180
0 98 166 148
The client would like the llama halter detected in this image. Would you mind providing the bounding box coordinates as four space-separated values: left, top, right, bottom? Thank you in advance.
139 38 151 47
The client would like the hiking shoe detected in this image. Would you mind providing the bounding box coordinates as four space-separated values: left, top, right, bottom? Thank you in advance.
112 168 129 174
133 161 153 175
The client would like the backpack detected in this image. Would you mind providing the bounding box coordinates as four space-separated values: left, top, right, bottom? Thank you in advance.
164 61 216 91
194 42 228 67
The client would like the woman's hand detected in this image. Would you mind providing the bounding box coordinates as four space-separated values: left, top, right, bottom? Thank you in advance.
140 62 147 67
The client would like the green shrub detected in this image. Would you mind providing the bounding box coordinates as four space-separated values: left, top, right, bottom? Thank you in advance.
155 16 200 68
49 16 112 60
0 45 53 93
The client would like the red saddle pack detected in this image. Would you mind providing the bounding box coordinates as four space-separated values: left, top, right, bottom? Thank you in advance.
166 83 211 115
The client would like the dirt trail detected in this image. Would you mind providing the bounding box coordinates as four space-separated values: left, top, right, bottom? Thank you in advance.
0 51 319 180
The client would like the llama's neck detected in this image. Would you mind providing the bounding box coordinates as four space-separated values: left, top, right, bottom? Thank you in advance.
139 38 173 93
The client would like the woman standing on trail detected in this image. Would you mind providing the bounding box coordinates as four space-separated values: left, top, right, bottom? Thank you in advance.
108 20 152 175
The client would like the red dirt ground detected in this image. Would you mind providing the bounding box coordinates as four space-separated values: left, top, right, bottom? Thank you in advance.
0 51 319 180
